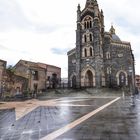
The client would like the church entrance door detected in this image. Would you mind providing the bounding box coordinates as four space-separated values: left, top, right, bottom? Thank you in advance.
85 70 93 87
72 75 76 88
119 72 126 87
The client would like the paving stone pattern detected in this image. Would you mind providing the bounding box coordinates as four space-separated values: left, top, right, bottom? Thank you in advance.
0 95 140 140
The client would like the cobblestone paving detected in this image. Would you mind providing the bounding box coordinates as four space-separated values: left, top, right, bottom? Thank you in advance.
0 93 140 140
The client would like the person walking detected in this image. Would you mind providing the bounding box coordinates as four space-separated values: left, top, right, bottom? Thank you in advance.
135 87 139 99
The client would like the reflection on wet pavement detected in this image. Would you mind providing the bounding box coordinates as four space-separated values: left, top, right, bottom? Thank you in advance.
0 96 140 140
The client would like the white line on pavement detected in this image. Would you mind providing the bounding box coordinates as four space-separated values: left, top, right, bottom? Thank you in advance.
40 97 120 140
136 99 140 102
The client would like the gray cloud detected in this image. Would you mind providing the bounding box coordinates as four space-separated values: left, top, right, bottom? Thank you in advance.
51 48 70 55
0 0 32 31
113 17 140 36
33 24 64 34
99 0 140 33
0 44 30 55
0 44 9 50
0 0 64 34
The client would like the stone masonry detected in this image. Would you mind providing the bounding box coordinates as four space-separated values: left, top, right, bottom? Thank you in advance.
68 0 135 89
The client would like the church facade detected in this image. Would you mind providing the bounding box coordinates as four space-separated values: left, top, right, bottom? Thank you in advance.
68 0 135 89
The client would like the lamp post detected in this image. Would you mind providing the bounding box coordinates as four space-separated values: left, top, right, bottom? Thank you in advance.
128 66 135 106
121 74 125 98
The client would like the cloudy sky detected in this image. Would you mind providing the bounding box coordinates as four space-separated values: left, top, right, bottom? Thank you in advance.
0 0 140 78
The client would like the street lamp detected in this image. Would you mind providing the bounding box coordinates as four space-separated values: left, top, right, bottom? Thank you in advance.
128 66 135 106
121 74 125 98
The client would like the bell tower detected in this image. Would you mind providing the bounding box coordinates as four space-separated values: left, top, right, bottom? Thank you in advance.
75 0 105 88
68 0 135 90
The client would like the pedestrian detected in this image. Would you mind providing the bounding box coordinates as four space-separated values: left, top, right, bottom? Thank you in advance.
135 87 139 99
33 90 37 98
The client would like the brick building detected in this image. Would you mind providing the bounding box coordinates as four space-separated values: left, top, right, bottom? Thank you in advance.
14 60 61 92
68 0 135 89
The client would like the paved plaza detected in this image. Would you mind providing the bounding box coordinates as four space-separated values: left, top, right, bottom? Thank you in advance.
0 91 140 140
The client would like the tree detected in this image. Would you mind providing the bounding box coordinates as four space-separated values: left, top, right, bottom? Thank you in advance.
5 65 15 93
6 65 15 83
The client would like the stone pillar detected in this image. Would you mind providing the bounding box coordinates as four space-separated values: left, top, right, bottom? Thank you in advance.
93 18 104 88
76 29 81 88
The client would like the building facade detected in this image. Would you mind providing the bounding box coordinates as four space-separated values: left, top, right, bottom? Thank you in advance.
0 60 28 98
0 59 7 97
14 60 61 92
135 75 140 90
68 0 135 89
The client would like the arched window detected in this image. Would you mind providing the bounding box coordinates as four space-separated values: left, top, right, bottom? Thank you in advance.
87 22 89 29
119 72 126 87
107 67 111 74
84 35 87 43
85 48 87 57
82 16 93 30
72 75 76 88
116 70 128 86
84 22 87 29
90 47 93 56
106 52 111 59
84 21 92 29
90 34 92 42
90 21 92 28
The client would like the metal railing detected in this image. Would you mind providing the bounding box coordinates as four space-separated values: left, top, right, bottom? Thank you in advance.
46 82 122 89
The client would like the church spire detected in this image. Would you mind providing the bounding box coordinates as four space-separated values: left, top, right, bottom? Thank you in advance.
85 0 95 8
110 25 116 34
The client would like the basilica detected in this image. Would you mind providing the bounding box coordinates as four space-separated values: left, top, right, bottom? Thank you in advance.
68 0 135 89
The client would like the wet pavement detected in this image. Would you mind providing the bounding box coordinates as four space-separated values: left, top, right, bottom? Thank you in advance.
0 94 140 140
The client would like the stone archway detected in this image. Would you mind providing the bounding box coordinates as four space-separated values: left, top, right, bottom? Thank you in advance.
116 70 128 86
81 66 96 87
70 73 76 88
85 70 93 87
119 72 126 87
72 75 76 88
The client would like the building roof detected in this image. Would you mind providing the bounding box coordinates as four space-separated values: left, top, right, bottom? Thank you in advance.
112 34 121 41
15 59 61 70
0 59 7 64
67 48 76 56
109 25 121 42
38 62 61 70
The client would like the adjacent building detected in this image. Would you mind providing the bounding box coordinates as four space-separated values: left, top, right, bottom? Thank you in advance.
0 59 61 97
14 60 61 93
135 75 140 90
68 0 135 89
0 59 7 97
